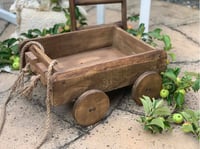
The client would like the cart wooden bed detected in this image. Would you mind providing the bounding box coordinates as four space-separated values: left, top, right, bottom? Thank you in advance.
20 0 167 126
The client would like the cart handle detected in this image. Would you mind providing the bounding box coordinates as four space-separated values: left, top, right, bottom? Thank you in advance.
30 45 52 66
69 0 127 31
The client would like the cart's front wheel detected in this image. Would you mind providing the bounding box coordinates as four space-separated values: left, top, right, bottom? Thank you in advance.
132 71 162 105
73 89 110 126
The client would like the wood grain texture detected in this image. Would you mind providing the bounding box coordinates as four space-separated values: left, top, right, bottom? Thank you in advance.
51 50 167 106
73 89 110 126
22 26 114 59
132 71 162 105
69 0 127 30
21 21 167 107
75 0 123 5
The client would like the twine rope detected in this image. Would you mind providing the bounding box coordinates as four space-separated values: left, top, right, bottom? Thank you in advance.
35 60 57 149
20 41 45 69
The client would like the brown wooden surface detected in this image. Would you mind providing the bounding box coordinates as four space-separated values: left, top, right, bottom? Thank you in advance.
21 18 167 106
51 50 167 106
132 71 162 105
55 46 127 71
22 26 114 59
69 0 127 31
73 89 110 126
113 27 155 54
75 0 123 5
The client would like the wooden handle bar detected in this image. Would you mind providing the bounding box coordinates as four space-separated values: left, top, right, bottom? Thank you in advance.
75 0 123 5
69 0 127 31
30 45 52 66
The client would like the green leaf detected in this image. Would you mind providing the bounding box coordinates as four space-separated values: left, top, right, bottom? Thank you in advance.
75 7 81 19
10 44 19 55
192 78 200 92
147 28 163 40
0 58 12 65
127 29 137 36
128 15 139 22
163 35 172 51
181 109 199 127
140 96 153 116
137 23 145 38
181 111 192 122
153 106 171 117
163 71 177 82
20 33 29 38
168 52 176 61
52 6 62 11
31 29 42 36
2 38 18 47
155 100 164 109
174 92 185 107
149 118 165 130
0 53 11 59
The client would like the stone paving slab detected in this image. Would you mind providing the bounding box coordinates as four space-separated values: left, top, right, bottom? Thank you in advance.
105 0 199 27
0 23 16 41
0 94 83 149
86 8 122 26
0 19 8 35
0 72 18 93
150 25 200 62
68 109 199 149
175 22 200 45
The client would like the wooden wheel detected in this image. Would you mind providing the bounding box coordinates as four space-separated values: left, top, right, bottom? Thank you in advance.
73 89 110 126
132 71 162 105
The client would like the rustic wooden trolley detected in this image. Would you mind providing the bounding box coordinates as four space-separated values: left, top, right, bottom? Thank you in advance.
20 0 167 126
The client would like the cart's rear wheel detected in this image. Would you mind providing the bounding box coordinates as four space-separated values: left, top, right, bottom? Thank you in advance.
132 71 162 105
73 89 110 126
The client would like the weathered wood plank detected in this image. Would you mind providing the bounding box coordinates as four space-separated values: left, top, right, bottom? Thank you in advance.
55 46 128 71
75 0 123 5
51 50 167 106
113 27 155 54
70 0 127 30
53 50 166 81
22 26 114 59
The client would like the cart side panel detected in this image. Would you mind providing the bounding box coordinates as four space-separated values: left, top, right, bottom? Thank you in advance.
51 50 167 106
113 27 155 55
21 26 115 59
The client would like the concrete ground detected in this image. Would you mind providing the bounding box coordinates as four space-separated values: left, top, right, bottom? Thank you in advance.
0 0 200 149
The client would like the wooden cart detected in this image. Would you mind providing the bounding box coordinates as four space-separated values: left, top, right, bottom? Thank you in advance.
20 0 167 126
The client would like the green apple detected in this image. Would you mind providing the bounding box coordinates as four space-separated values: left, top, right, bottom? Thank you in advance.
178 89 186 95
172 113 184 124
160 89 169 98
14 56 20 63
12 61 20 70
176 77 181 84
181 122 194 133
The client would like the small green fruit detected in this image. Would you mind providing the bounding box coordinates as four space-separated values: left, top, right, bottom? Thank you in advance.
160 89 169 98
12 62 20 70
178 89 186 95
9 55 15 61
176 77 181 84
64 25 70 31
181 122 194 133
172 113 184 124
